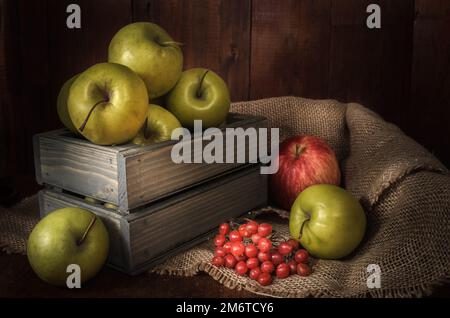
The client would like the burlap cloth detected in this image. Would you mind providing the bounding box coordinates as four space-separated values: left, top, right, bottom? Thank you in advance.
1 96 449 297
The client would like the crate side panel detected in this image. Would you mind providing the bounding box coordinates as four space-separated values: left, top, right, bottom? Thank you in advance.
129 168 267 268
38 136 119 204
125 118 267 209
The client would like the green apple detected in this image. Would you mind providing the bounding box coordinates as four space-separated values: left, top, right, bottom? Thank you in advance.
84 196 101 204
103 202 118 210
290 184 366 259
166 68 230 129
27 207 109 286
132 104 182 145
108 22 183 99
56 74 78 133
68 62 148 145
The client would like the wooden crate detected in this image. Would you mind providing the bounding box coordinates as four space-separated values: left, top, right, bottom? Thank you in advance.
38 165 267 275
34 113 267 214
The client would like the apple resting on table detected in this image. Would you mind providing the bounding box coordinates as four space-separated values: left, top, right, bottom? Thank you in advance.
290 184 366 259
68 62 148 145
108 22 183 99
132 104 182 146
166 68 231 129
27 208 109 286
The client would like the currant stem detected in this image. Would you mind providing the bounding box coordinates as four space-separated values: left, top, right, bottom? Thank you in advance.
79 100 106 132
77 215 97 246
196 70 209 98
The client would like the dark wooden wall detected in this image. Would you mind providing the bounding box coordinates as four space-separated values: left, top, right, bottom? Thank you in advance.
1 0 449 183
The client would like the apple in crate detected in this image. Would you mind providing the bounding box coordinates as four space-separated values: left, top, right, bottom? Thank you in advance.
166 68 230 129
132 104 182 145
108 22 183 99
27 208 109 286
270 135 340 210
56 74 78 133
68 62 148 145
290 184 366 259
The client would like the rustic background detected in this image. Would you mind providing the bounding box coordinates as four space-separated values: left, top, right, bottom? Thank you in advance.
1 0 449 189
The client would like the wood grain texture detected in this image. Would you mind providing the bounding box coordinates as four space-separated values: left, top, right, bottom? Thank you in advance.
328 0 414 121
34 114 267 212
129 165 267 269
39 165 267 275
410 0 450 165
250 0 332 99
133 0 251 101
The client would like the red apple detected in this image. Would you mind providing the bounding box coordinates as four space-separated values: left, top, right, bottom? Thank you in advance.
270 135 340 210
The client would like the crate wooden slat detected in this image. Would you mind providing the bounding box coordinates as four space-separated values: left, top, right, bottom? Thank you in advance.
39 165 267 275
34 113 267 214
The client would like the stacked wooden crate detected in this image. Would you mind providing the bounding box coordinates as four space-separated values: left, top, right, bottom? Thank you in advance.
33 113 268 275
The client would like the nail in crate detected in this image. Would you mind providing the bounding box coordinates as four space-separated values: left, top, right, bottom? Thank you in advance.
33 113 267 214
39 165 267 275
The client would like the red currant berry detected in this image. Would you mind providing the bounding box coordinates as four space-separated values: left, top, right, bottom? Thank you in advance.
276 263 290 279
258 272 273 286
278 242 293 255
297 263 311 277
231 241 245 257
294 249 309 264
258 237 272 252
224 254 237 268
257 223 272 237
219 222 230 235
287 260 297 275
257 251 271 262
214 247 226 258
238 224 251 238
246 221 259 235
249 267 262 280
229 230 242 242
211 256 224 267
234 254 247 262
235 261 248 276
260 261 275 274
223 242 232 254
246 257 259 270
251 233 262 244
270 251 283 266
245 244 258 258
287 239 300 250
214 235 226 247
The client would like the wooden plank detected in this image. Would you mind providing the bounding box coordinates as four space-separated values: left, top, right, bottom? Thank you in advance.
250 0 332 99
328 0 414 120
37 134 119 204
133 0 251 101
410 0 450 166
128 165 267 268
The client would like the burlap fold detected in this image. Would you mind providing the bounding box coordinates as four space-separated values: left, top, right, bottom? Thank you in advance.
1 96 449 297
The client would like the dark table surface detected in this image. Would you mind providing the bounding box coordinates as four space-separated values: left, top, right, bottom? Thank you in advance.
1 175 449 298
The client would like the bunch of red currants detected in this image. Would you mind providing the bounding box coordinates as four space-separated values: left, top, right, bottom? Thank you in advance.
211 220 312 286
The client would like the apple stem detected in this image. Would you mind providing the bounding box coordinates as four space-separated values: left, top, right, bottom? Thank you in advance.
295 144 305 160
196 70 209 98
160 41 184 47
78 100 107 132
299 218 309 238
77 216 97 246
